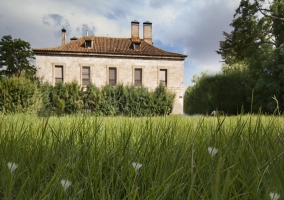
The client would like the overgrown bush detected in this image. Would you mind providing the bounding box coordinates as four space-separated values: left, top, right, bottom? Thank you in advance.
0 77 175 116
40 81 83 116
38 82 175 116
150 84 175 115
81 83 102 115
0 77 41 114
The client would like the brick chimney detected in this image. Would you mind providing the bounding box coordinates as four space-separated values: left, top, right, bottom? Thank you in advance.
61 28 66 45
143 21 152 45
131 20 139 39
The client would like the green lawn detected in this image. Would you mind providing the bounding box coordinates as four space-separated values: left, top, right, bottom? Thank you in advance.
0 114 283 199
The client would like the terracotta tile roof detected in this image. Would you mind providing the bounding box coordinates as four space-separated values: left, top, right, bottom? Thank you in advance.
32 36 187 60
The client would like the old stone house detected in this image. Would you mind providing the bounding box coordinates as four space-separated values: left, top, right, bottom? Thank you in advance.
32 21 187 114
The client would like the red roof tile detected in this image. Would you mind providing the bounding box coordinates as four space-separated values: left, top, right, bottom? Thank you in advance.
32 36 187 60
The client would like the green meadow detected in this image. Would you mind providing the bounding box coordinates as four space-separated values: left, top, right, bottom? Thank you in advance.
1 114 283 199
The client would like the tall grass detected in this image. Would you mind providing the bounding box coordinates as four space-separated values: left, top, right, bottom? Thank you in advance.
0 114 283 199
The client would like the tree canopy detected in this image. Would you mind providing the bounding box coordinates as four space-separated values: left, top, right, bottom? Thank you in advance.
0 35 35 78
185 0 284 114
184 64 252 115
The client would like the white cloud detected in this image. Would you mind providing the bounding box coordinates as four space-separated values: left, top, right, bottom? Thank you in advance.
0 0 241 87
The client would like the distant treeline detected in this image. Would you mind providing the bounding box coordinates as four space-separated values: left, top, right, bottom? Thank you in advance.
184 64 280 115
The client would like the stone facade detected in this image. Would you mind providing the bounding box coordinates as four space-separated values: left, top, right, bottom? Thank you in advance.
33 21 187 114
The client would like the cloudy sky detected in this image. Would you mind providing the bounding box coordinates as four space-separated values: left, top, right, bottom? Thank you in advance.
0 0 241 88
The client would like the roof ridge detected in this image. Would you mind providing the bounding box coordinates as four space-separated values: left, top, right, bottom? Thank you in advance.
32 36 187 60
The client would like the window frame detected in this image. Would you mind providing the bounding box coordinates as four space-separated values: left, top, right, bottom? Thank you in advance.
79 64 93 86
108 67 117 85
106 66 119 85
133 67 143 86
157 67 169 87
52 63 66 85
133 43 141 50
81 66 91 86
85 40 92 48
159 69 167 87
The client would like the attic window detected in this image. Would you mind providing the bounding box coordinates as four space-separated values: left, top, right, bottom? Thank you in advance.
134 43 140 50
85 40 92 48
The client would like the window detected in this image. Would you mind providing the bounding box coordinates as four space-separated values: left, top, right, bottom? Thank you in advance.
134 43 140 50
109 67 117 85
82 66 90 86
85 40 92 47
134 68 142 86
55 66 63 83
159 69 167 86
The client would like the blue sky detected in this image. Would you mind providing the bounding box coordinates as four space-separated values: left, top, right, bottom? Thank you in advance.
0 0 241 89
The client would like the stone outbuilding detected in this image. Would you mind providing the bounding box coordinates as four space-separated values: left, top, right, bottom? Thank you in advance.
32 21 187 114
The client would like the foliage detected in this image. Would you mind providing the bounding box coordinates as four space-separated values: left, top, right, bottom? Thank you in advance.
150 84 175 115
38 82 175 116
81 83 102 115
0 75 175 116
0 35 35 78
0 77 41 113
42 81 83 115
184 64 252 115
216 0 284 113
1 114 284 199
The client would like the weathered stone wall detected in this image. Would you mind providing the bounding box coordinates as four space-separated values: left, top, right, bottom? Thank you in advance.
36 55 184 114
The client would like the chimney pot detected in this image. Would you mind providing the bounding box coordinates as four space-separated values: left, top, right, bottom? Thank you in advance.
143 21 152 45
61 28 66 45
70 36 78 41
131 20 140 39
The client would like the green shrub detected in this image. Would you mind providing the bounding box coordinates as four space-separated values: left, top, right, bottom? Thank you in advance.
37 81 83 116
38 82 53 116
0 77 41 113
80 83 174 116
1 79 176 116
150 84 175 115
82 83 102 115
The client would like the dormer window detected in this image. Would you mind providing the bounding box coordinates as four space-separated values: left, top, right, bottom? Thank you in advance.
134 43 140 50
85 40 92 48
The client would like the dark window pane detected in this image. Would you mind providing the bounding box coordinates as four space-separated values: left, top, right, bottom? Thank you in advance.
82 79 90 85
55 66 63 83
134 43 140 50
82 66 90 85
159 69 167 87
86 40 92 47
109 80 116 85
109 68 117 85
135 68 142 86
82 67 90 73
82 74 89 79
55 78 63 83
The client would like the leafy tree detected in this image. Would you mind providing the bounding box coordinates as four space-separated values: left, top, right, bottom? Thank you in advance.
217 0 284 113
0 35 35 78
216 0 274 65
184 64 252 115
255 0 284 21
184 72 213 115
0 77 41 113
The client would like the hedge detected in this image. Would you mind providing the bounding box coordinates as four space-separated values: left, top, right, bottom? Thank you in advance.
0 77 176 116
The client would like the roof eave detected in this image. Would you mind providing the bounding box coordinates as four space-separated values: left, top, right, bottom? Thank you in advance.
32 50 187 61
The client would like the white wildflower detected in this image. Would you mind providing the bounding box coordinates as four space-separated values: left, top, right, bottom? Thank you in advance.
208 147 218 158
60 179 72 191
7 162 18 173
270 192 280 200
132 162 142 172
